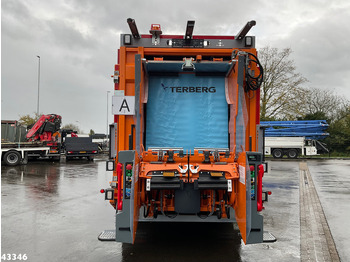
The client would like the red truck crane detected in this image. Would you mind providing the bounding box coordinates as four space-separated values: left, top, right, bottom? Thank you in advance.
26 114 62 142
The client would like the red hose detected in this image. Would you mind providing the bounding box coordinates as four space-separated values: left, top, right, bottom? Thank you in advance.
257 164 264 211
117 163 123 211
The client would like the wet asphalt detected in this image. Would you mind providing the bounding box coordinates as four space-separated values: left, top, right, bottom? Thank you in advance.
1 157 349 262
307 160 350 262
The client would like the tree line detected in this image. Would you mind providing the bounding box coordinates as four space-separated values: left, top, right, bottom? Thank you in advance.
259 46 350 154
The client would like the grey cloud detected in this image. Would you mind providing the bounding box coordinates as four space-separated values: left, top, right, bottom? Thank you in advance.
45 19 98 51
277 6 350 94
2 1 43 42
2 0 350 133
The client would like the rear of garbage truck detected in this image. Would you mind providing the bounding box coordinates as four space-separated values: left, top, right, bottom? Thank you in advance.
100 19 273 245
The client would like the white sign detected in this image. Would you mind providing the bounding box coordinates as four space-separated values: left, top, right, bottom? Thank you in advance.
239 165 246 185
112 96 135 115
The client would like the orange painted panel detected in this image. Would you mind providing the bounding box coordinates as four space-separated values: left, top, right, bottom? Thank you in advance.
125 65 135 81
234 152 247 243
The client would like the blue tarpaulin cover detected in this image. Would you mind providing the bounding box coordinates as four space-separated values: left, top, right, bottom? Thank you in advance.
145 74 228 151
260 120 329 139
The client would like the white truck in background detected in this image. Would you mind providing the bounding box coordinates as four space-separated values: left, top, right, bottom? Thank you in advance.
264 137 319 159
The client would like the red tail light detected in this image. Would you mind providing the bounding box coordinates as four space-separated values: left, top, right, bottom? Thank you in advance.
117 163 123 211
257 164 264 212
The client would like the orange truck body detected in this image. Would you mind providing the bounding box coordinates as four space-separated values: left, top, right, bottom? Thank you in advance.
101 19 268 244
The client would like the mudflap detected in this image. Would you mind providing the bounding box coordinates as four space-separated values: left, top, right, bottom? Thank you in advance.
115 150 139 244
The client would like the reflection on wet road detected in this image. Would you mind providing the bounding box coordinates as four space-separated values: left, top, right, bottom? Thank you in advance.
124 223 242 262
1 158 244 262
2 158 349 261
307 160 350 262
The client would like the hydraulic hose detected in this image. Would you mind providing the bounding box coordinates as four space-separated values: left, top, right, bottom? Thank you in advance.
246 52 264 91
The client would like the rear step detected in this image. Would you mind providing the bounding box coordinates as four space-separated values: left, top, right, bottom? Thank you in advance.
263 232 277 243
98 230 276 242
98 230 116 241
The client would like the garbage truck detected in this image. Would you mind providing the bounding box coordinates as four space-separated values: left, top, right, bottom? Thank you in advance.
100 18 274 245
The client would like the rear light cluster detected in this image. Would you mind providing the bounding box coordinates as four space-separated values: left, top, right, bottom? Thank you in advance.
262 191 272 202
106 160 115 171
102 160 118 201
100 188 114 200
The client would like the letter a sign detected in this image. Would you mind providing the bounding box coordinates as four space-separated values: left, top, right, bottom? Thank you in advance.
112 96 135 115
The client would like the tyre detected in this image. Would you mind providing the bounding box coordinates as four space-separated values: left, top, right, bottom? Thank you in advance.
225 207 231 219
287 149 298 159
3 151 21 166
272 149 283 158
216 205 222 219
153 206 158 219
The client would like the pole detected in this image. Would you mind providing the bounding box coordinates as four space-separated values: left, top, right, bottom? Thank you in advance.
75 121 80 134
36 56 41 116
107 91 110 138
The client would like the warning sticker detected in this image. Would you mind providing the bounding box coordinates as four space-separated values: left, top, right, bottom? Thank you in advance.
112 96 135 115
239 165 246 185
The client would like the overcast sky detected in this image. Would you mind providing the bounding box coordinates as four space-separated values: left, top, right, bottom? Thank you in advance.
2 0 350 134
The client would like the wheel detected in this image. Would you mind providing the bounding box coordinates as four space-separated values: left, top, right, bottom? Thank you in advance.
87 156 94 161
225 206 231 219
143 205 150 218
287 149 298 159
3 151 21 166
272 149 283 158
153 205 158 219
216 205 222 219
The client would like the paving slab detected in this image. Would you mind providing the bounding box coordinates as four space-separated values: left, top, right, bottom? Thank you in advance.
299 162 339 262
307 160 350 262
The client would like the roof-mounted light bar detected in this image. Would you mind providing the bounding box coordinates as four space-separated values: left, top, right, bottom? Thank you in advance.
127 18 140 39
235 20 256 40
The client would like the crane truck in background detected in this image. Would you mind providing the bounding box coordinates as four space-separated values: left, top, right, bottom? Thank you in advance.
100 18 275 245
1 114 62 166
1 114 98 165
260 120 329 158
